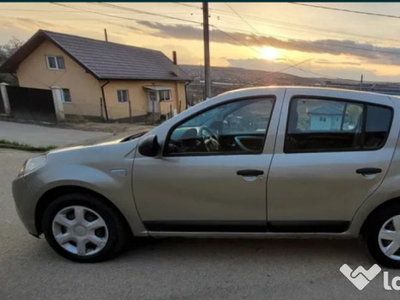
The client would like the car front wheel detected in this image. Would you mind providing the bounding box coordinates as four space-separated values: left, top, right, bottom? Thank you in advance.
365 204 400 269
42 193 130 263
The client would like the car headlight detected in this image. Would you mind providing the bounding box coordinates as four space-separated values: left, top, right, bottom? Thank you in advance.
18 155 47 177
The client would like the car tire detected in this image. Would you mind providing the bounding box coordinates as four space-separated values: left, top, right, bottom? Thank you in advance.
365 204 400 269
42 192 130 263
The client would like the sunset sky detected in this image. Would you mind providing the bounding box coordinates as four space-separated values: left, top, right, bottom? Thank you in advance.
2 2 400 82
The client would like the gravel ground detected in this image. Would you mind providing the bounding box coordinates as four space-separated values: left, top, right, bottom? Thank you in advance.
0 121 111 148
1 149 399 300
0 120 154 148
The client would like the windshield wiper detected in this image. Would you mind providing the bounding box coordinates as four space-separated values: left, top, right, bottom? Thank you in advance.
121 131 148 142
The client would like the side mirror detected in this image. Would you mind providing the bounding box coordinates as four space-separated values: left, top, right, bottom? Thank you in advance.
138 134 161 157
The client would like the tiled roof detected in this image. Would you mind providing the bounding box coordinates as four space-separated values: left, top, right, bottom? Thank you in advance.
0 30 191 82
308 104 344 115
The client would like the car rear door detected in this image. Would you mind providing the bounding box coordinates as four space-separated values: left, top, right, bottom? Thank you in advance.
267 88 400 233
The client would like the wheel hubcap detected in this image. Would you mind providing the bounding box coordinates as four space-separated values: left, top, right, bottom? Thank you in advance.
52 206 109 256
378 215 400 261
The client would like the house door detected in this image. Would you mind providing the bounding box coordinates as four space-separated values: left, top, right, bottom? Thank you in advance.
148 90 159 113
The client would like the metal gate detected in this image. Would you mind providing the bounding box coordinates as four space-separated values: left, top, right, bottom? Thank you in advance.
7 86 56 123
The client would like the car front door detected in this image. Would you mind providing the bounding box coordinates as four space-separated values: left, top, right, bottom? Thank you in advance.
132 93 283 233
267 88 400 233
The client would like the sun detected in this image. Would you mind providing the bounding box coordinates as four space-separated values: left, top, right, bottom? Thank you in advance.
260 46 279 61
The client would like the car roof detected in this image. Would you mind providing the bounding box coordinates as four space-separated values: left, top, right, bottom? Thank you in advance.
220 86 393 98
214 86 400 102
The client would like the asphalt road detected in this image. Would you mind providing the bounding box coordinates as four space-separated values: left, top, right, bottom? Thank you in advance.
1 149 400 299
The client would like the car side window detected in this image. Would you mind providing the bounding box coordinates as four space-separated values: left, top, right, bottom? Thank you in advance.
285 98 392 153
166 98 274 155
364 105 393 149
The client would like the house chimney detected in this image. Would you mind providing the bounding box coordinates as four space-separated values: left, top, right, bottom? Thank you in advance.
172 51 179 76
104 28 108 42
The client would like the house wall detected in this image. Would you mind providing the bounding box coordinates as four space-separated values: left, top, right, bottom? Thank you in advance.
310 115 342 131
16 40 102 117
103 80 187 119
16 40 188 120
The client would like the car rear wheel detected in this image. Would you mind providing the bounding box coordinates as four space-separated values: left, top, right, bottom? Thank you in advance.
42 193 130 263
365 204 400 269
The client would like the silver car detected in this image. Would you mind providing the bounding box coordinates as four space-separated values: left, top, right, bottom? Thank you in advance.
12 87 400 267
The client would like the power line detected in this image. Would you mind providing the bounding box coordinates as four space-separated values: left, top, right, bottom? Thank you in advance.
215 23 400 61
220 4 379 80
225 4 261 36
50 2 400 60
51 3 153 23
225 4 299 65
88 2 400 58
94 3 388 81
92 3 342 83
52 2 202 25
93 1 335 79
174 2 400 46
236 59 313 88
171 2 201 9
101 2 328 79
224 3 289 57
210 11 400 57
211 24 352 82
48 2 381 83
289 2 400 19
95 3 202 25
0 8 86 12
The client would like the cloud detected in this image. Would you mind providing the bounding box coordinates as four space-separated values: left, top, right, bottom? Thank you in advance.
138 21 400 65
314 59 361 66
11 18 57 31
0 17 74 35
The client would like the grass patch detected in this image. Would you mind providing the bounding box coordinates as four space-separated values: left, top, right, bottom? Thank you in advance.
0 139 57 152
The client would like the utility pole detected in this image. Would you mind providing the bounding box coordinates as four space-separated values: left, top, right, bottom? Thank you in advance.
359 74 363 90
203 2 211 99
104 28 108 42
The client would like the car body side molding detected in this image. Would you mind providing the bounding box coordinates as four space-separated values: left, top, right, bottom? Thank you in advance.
268 221 350 233
143 220 350 233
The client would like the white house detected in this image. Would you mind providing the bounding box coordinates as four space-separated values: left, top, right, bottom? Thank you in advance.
308 104 344 131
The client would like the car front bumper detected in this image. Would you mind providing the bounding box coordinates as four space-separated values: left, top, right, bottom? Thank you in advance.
12 176 39 236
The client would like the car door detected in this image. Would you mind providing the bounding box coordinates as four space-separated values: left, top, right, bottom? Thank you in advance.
132 93 283 233
267 88 400 232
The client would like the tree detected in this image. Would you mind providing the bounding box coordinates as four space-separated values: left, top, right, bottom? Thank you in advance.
0 37 24 85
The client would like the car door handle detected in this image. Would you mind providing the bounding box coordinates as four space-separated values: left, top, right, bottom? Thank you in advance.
356 168 382 175
237 169 264 177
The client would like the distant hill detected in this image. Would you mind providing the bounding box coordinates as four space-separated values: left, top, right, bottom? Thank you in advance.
181 65 360 104
182 65 325 86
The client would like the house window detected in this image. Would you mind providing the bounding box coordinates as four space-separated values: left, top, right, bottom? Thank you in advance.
159 90 171 101
61 89 71 102
46 56 65 70
117 90 129 103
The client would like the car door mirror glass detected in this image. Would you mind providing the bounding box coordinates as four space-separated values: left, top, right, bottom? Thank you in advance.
138 134 160 157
